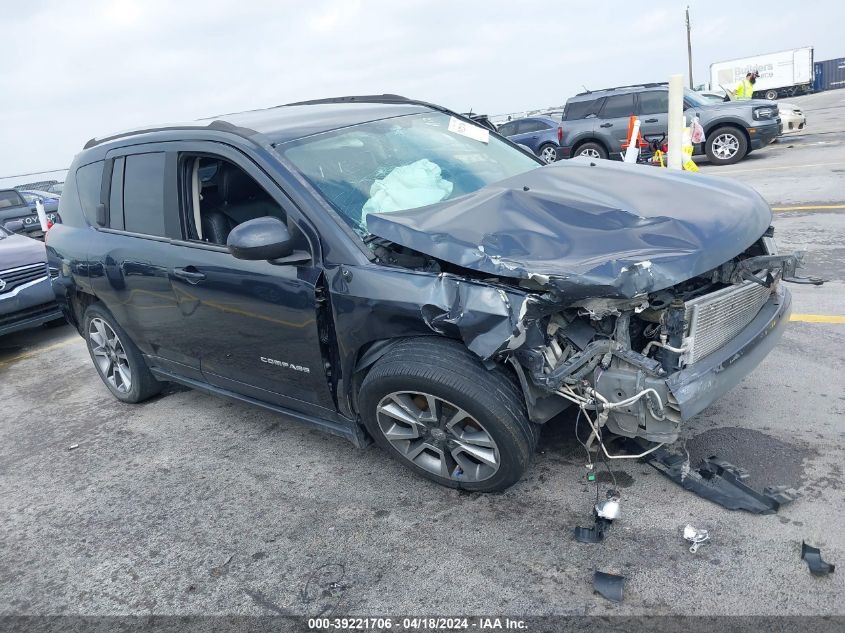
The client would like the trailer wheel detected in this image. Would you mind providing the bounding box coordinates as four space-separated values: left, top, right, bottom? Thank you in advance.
764 89 778 101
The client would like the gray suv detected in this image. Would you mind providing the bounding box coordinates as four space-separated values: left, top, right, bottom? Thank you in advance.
558 83 781 165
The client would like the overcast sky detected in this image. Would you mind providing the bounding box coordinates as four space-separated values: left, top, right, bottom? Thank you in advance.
2 0 843 182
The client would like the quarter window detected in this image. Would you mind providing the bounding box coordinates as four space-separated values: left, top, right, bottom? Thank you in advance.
563 98 604 121
75 160 104 223
123 153 166 236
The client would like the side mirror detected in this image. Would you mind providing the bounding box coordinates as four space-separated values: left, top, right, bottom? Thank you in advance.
227 217 294 261
4 220 24 233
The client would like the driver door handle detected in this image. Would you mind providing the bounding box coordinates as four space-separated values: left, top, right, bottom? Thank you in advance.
600 123 613 128
644 118 658 123
172 266 206 284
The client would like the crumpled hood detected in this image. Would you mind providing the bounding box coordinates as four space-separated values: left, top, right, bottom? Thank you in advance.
366 158 773 300
0 232 48 269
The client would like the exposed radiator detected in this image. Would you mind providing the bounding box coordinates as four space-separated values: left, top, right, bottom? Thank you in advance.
682 278 775 365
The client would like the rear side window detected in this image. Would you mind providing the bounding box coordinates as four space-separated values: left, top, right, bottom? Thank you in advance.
75 161 105 223
599 94 636 118
563 98 603 121
0 190 25 208
519 120 551 133
638 91 669 115
123 153 166 236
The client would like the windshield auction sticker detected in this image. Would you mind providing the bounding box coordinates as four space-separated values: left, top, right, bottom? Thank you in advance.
448 116 490 143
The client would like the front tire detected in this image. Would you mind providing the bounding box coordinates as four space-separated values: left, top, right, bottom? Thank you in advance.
705 126 748 165
83 304 162 403
358 338 537 492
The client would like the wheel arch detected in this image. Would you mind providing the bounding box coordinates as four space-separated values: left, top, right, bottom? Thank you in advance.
704 120 750 145
349 335 565 426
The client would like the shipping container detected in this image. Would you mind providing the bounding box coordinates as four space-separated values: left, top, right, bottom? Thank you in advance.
814 57 845 92
710 47 814 100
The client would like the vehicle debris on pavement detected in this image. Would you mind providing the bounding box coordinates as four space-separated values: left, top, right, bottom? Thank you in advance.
801 541 835 576
593 570 625 603
595 489 621 520
646 447 798 513
683 524 710 553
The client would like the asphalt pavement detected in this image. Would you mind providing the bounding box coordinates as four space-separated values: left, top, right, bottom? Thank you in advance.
1 91 844 619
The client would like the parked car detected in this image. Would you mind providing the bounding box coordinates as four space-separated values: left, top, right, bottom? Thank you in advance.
496 116 562 164
48 94 801 492
0 189 61 238
776 103 807 133
20 190 61 213
559 83 782 165
0 223 63 336
464 113 497 132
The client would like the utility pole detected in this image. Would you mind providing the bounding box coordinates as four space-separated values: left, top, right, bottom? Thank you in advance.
686 6 694 89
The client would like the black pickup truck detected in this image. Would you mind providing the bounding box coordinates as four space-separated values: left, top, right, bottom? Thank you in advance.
0 189 61 239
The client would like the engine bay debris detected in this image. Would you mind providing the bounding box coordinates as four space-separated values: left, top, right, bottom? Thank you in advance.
683 524 710 553
801 541 835 576
593 570 625 603
574 514 613 544
646 448 798 514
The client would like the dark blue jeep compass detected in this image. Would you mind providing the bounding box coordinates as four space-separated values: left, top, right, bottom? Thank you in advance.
47 95 799 492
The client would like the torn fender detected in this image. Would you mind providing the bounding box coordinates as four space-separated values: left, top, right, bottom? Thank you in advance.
367 158 773 300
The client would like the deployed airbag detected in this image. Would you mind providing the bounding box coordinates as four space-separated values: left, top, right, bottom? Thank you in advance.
362 159 453 216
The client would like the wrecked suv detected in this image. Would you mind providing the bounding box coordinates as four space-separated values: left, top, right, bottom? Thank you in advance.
48 95 800 492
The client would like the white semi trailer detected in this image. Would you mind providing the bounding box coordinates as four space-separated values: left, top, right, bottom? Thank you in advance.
710 47 814 100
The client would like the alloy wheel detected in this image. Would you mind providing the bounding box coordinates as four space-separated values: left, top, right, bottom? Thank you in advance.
712 133 740 160
88 317 132 393
375 391 501 482
540 146 557 164
579 148 601 158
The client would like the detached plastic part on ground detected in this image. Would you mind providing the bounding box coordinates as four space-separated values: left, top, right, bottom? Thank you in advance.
593 571 625 603
802 541 835 576
646 447 798 514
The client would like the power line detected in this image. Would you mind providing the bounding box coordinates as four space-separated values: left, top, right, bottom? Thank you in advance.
0 167 68 180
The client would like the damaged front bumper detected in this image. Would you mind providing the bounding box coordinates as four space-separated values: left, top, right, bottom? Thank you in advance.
666 283 791 422
585 283 791 443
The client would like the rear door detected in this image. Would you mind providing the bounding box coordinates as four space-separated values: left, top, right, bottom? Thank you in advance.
595 93 636 159
88 145 202 379
636 90 669 143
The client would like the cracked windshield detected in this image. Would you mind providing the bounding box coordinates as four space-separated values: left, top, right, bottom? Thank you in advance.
280 112 540 236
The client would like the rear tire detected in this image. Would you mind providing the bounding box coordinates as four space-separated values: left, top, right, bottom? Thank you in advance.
83 304 162 403
705 126 748 165
538 143 558 164
764 89 778 101
573 141 608 160
358 337 537 492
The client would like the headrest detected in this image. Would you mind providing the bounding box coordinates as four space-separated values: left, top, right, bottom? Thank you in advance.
218 164 260 203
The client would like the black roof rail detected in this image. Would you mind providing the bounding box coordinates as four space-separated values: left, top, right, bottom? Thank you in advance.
574 82 669 97
82 119 259 150
282 94 412 106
